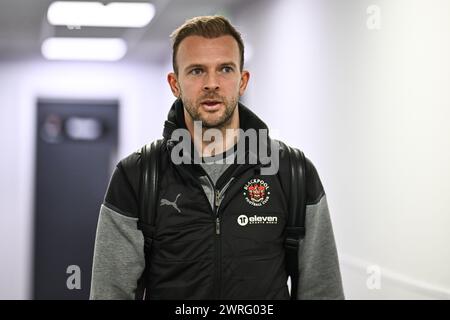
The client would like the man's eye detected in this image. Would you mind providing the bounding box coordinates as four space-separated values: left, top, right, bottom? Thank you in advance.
221 66 233 73
190 68 203 75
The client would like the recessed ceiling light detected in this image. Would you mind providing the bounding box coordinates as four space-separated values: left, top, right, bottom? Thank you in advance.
41 37 127 61
47 1 155 28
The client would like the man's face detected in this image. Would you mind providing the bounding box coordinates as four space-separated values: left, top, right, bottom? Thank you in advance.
168 35 249 129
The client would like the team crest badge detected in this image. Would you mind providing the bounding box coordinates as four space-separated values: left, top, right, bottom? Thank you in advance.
243 178 270 206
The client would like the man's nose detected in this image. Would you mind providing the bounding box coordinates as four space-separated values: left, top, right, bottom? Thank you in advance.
203 73 220 91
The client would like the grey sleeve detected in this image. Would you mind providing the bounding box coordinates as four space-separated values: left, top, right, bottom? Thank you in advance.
296 194 345 299
89 204 145 300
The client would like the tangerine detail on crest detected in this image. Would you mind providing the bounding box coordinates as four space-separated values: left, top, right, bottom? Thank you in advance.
243 178 270 206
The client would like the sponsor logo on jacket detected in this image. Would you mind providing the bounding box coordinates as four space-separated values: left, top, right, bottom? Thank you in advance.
237 214 278 226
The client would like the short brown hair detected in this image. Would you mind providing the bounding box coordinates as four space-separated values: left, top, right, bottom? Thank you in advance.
170 15 245 74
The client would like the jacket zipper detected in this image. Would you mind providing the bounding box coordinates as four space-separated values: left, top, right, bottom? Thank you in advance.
215 216 220 235
215 187 221 235
180 162 237 299
214 189 221 299
213 177 236 299
201 174 235 299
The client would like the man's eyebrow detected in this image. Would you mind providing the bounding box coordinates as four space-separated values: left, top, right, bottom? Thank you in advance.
184 64 205 71
219 62 238 68
184 62 238 72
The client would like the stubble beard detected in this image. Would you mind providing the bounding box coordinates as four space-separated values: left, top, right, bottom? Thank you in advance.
180 91 239 130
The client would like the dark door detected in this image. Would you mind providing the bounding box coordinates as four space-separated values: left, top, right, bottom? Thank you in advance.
33 100 118 299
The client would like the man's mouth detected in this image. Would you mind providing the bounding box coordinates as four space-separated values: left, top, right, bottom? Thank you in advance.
201 100 222 111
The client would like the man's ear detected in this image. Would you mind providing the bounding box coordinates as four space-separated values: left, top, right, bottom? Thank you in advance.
167 72 180 97
239 70 250 97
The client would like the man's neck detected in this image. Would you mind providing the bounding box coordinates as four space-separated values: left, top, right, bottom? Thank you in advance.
185 107 240 157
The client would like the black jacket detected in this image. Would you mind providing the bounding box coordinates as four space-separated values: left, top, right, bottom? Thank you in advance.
90 99 344 300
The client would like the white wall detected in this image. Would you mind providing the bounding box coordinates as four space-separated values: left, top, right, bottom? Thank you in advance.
235 0 450 299
0 59 173 299
2 0 450 300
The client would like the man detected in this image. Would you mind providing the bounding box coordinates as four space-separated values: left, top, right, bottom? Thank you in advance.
90 15 344 300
